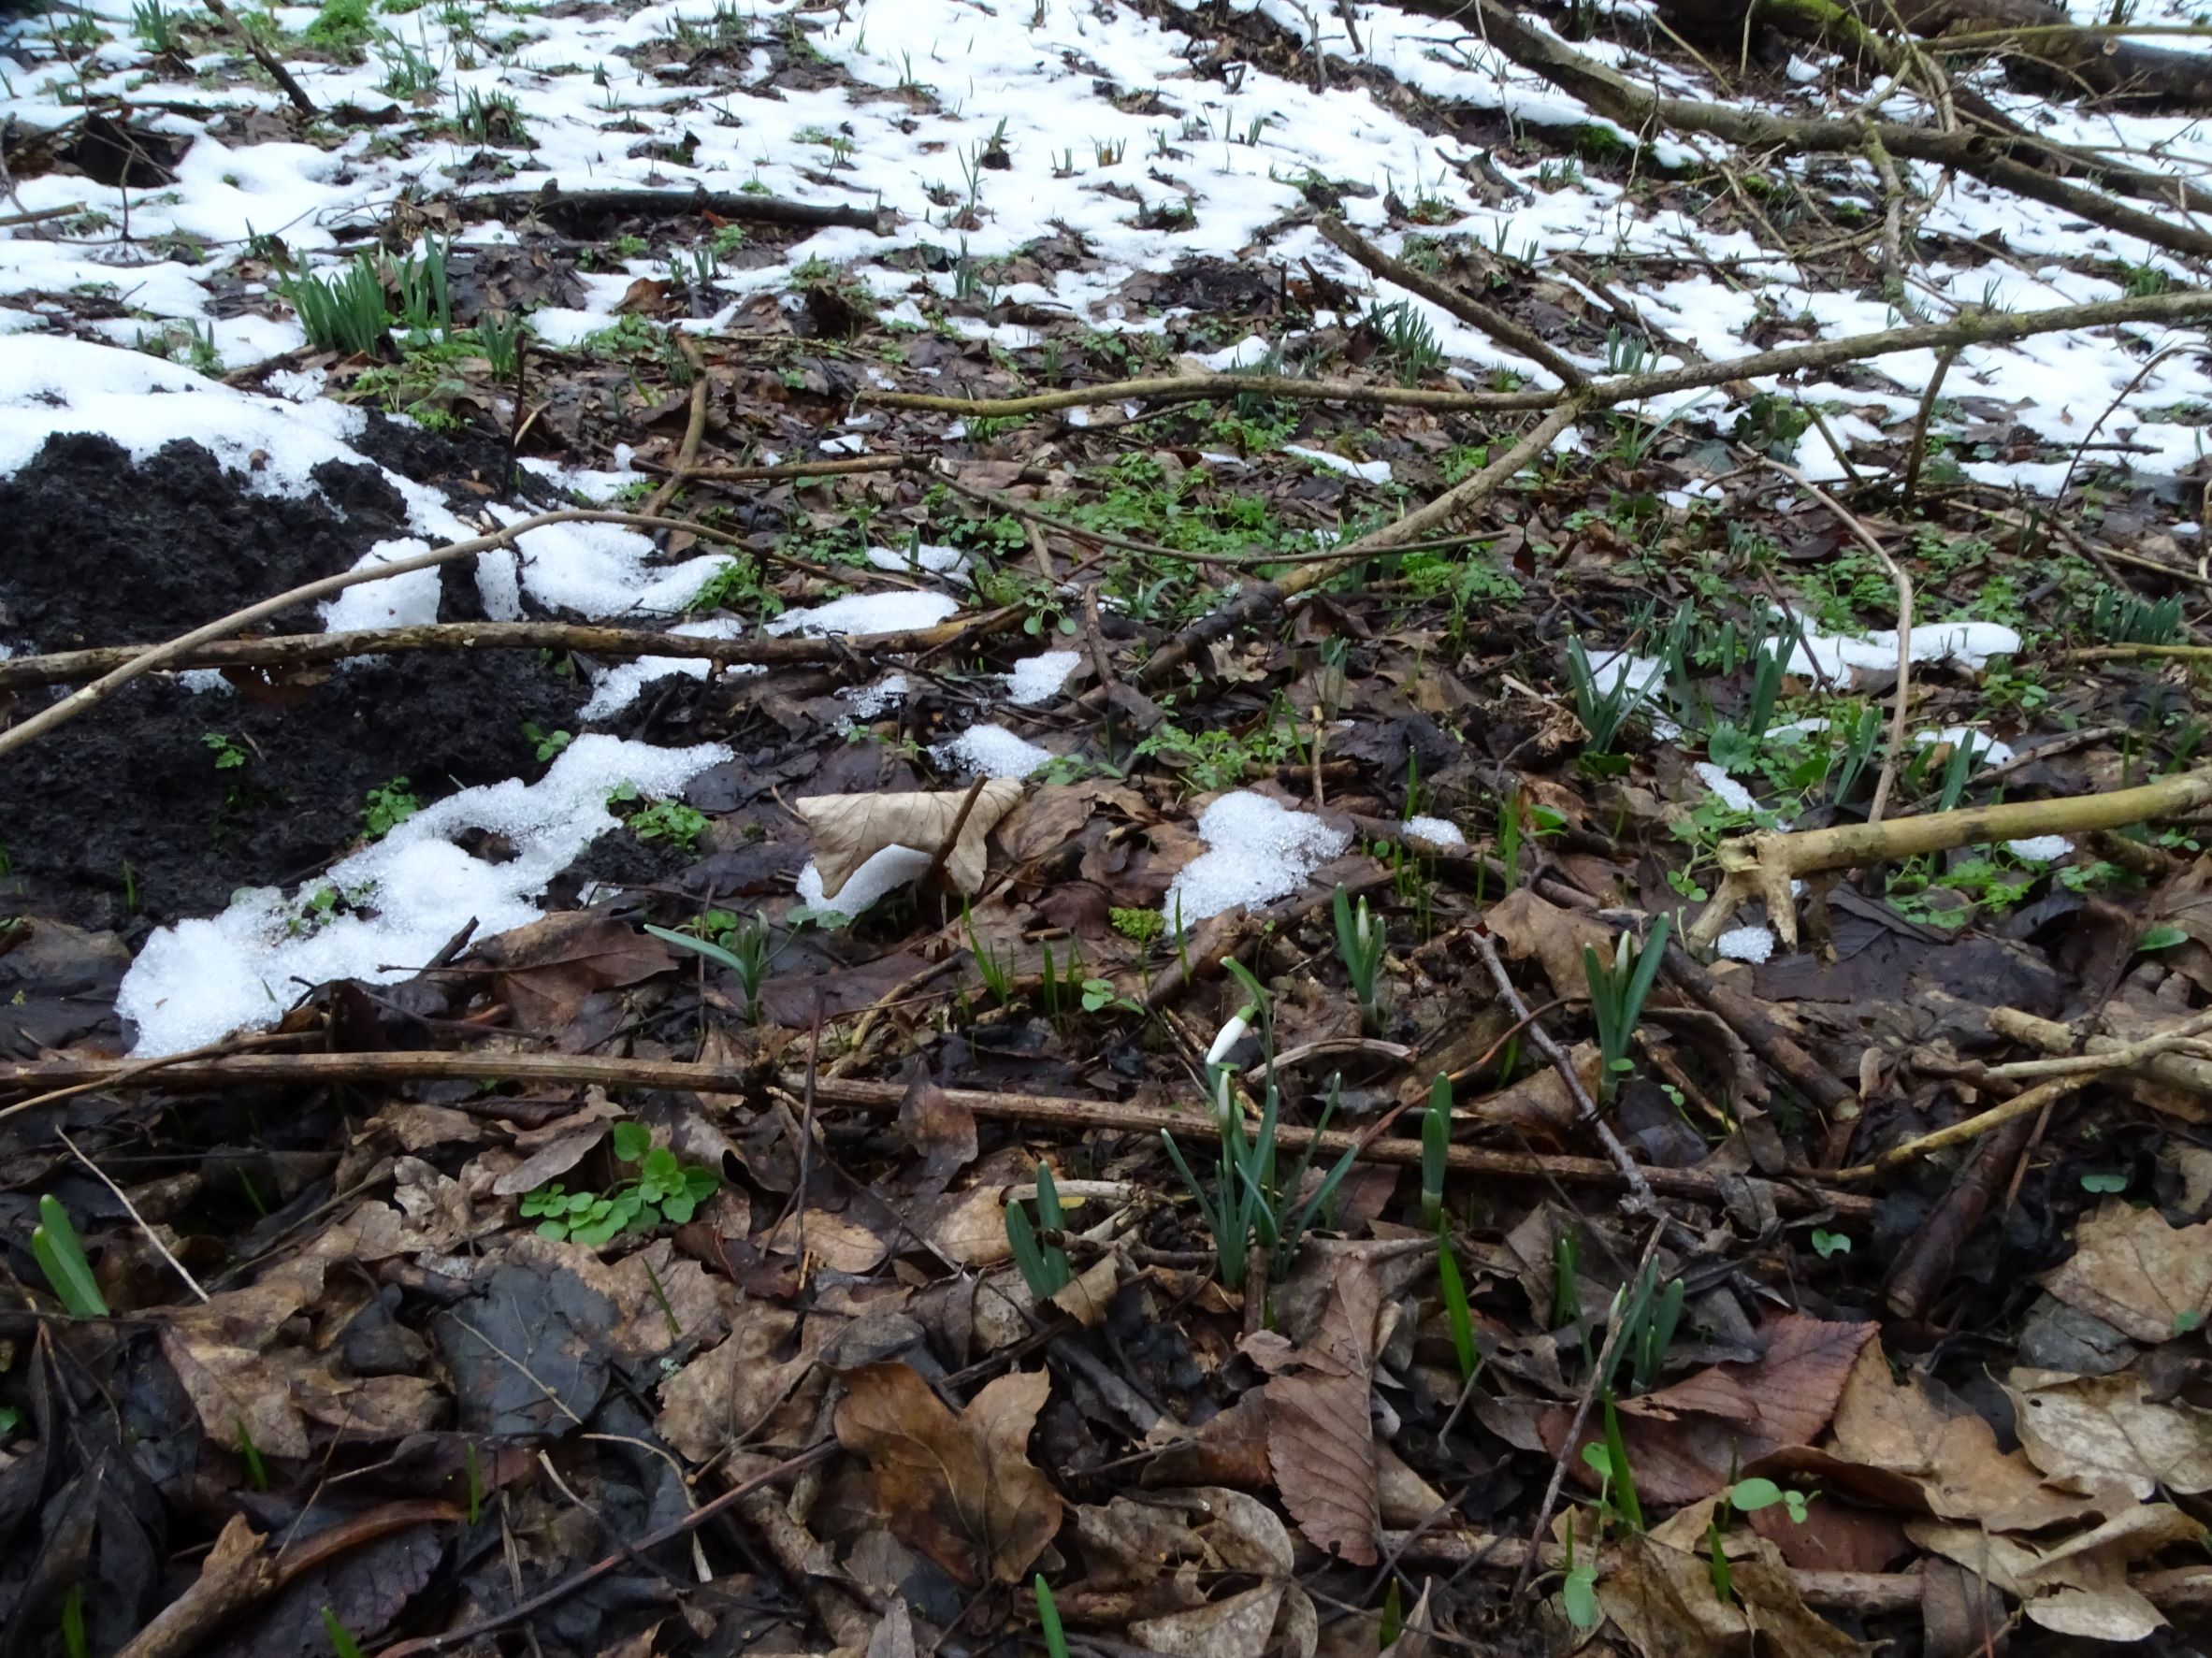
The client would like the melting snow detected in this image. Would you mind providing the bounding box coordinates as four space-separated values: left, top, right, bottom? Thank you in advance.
1005 650 1082 706
117 736 729 1055
1403 815 1467 847
765 591 960 637
933 724 1056 778
1166 791 1351 921
1716 925 1777 964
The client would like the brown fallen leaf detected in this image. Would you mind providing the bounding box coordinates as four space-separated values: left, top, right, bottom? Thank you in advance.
470 911 673 1034
1485 887 1617 1002
1259 1260 1382 1565
796 781 1023 900
1130 1584 1288 1658
1910 1504 2205 1642
2005 1367 2212 1497
1597 1499 1864 1658
761 1207 890 1274
1828 1343 2111 1531
159 1262 327 1460
659 1304 806 1462
833 1362 1062 1585
2040 1200 2212 1344
1546 1315 1876 1506
897 1071 978 1192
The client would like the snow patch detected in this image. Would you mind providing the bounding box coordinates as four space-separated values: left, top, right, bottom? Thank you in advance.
1716 925 1776 964
116 735 730 1055
1403 815 1466 847
1166 791 1351 921
2006 835 2072 864
933 724 1055 778
1005 650 1081 706
766 590 961 637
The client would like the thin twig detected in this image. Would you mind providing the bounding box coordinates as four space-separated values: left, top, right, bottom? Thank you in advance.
1510 1218 1666 1597
55 1130 210 1302
1471 931 1659 1217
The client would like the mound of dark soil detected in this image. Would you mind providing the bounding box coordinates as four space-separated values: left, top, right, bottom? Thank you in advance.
0 433 587 933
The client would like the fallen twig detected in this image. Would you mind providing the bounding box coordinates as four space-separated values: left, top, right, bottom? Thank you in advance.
0 1050 1875 1218
1317 215 1589 388
0 613 1019 690
1472 931 1662 1218
1690 766 2212 947
453 185 884 232
1829 1074 2089 1182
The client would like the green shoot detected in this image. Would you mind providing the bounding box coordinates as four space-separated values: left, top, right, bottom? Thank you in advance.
1598 1394 1643 1532
963 901 1016 1008
1421 1072 1451 1228
32 1194 107 1317
321 1608 367 1658
1551 1232 1581 1330
239 1420 269 1491
646 916 773 1023
60 1587 86 1658
1566 636 1658 757
1561 1513 1600 1630
1333 884 1386 1033
1438 1227 1479 1386
1034 1576 1068 1658
1005 1162 1072 1298
1583 916 1670 1103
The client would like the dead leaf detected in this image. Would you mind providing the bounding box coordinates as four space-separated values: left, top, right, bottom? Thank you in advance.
1598 1516 1863 1658
2006 1367 2212 1497
2040 1201 2212 1344
159 1263 326 1459
762 1208 890 1274
470 912 673 1034
832 1362 1063 1585
898 1071 977 1190
1910 1504 2205 1642
1829 1343 2108 1531
1049 1251 1121 1327
1486 887 1616 1002
657 1299 829 1462
1263 1261 1381 1564
489 1126 609 1198
1131 1584 1285 1658
1548 1315 1876 1506
796 782 1023 900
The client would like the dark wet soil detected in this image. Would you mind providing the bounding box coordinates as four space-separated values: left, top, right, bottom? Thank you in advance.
0 431 587 934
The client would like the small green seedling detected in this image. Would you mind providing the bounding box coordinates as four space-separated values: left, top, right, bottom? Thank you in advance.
362 778 421 839
646 916 773 1023
1333 883 1386 1033
203 732 248 771
1583 916 1670 1103
1005 1162 1072 1299
521 1121 718 1245
1034 1575 1068 1658
32 1194 107 1317
1421 1072 1451 1228
1438 1226 1479 1385
321 1608 367 1658
1810 1228 1850 1259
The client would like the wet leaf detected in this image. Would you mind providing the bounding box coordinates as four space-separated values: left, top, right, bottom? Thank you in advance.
833 1362 1062 1584
470 911 674 1034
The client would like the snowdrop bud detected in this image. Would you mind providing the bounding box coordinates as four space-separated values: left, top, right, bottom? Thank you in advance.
1207 1007 1252 1067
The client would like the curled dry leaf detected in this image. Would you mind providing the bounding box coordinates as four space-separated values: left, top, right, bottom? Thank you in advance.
1909 1504 2206 1642
159 1262 327 1460
2040 1200 2212 1344
1598 1503 1863 1658
1828 1343 2117 1531
832 1362 1063 1585
1261 1259 1382 1565
796 781 1023 900
2005 1367 2212 1498
470 910 674 1034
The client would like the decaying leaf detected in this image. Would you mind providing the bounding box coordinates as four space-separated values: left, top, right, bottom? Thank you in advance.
1130 1584 1286 1658
159 1262 327 1460
657 1299 826 1462
2040 1200 2212 1344
1910 1504 2205 1642
1597 1500 1864 1658
1828 1342 2109 1532
796 781 1023 899
1485 887 1617 1002
2005 1367 2212 1497
470 911 674 1033
1260 1259 1382 1564
1547 1315 1876 1506
832 1362 1062 1584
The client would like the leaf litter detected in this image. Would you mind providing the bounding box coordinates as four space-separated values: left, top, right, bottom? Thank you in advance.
6 0 2212 1648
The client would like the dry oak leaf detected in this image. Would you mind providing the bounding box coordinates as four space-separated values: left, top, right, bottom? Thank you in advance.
2005 1367 2212 1498
2041 1200 2212 1344
1909 1504 2207 1643
832 1362 1063 1585
657 1299 832 1462
1828 1342 2112 1532
1258 1258 1383 1565
796 781 1023 901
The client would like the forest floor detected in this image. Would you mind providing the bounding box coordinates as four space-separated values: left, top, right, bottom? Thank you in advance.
2 0 2212 1652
